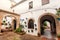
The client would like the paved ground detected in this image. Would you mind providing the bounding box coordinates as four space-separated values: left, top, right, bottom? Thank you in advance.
0 31 57 40
0 32 21 40
21 34 41 40
0 32 41 40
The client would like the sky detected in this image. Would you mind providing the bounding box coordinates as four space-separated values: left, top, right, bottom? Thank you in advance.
0 0 11 11
0 0 22 13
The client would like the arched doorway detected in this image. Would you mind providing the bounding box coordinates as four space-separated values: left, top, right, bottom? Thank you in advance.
13 20 17 30
28 19 34 29
40 15 56 36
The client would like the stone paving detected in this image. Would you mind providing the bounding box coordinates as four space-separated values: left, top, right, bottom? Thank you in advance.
0 32 41 40
0 32 21 40
21 34 41 40
0 31 57 40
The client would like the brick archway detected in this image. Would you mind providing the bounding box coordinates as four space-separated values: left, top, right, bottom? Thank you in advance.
40 15 56 35
0 9 20 32
3 15 17 30
38 13 59 36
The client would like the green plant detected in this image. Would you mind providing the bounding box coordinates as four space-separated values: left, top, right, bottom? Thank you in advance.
43 21 47 26
19 24 24 28
15 24 25 35
57 34 60 38
15 27 22 33
56 9 60 16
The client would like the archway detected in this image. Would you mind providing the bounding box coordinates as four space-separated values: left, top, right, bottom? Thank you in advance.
40 15 56 36
28 19 34 29
13 20 17 30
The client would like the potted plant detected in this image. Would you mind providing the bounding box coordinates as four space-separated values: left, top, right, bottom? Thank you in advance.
15 27 25 35
57 34 60 40
15 24 25 35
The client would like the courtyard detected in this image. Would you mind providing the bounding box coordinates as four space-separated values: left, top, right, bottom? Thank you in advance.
0 31 57 40
0 0 60 40
0 31 41 40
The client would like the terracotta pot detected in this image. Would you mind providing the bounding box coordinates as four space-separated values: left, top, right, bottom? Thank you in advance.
37 33 41 37
58 38 60 40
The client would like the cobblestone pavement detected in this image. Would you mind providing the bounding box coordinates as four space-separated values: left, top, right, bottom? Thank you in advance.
21 34 41 40
0 32 21 40
0 32 41 40
0 31 56 40
21 34 56 40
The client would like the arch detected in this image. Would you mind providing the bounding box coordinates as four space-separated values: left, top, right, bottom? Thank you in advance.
13 19 17 30
38 13 59 36
28 19 34 29
3 15 17 30
40 15 56 35
4 15 16 19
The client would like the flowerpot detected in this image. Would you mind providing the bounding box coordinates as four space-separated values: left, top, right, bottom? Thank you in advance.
58 38 60 40
37 33 41 37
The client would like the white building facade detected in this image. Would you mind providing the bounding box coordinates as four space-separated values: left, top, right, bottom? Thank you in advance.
12 0 60 36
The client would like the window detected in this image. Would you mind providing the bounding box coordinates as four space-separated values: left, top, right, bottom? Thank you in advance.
42 0 49 5
29 1 33 9
28 19 34 29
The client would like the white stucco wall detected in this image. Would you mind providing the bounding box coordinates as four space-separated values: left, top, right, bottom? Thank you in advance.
20 9 57 36
0 0 59 36
12 0 60 36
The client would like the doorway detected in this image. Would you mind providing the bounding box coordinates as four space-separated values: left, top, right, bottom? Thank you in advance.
40 15 56 36
13 20 16 30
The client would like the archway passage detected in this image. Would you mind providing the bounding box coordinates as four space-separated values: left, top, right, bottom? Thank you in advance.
40 15 56 36
13 20 17 30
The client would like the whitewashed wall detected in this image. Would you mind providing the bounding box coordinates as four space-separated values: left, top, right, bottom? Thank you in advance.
13 0 60 36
